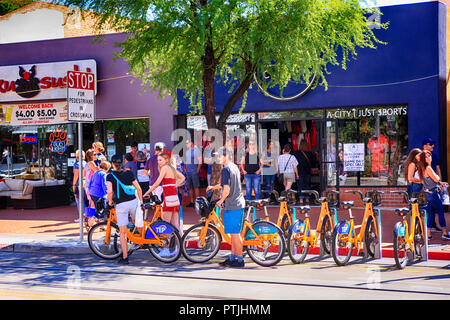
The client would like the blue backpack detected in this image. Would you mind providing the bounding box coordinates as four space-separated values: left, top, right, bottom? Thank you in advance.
110 172 136 199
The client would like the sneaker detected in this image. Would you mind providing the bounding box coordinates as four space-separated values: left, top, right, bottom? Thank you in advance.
229 259 245 268
430 227 442 232
428 235 432 241
74 218 80 222
442 233 450 240
219 258 233 267
117 257 129 265
186 203 195 208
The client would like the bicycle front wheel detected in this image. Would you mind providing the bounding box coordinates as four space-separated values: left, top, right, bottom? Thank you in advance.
181 223 222 263
88 221 122 260
331 221 354 266
147 221 182 263
414 217 425 260
393 221 409 269
320 215 333 254
287 220 309 264
245 220 285 267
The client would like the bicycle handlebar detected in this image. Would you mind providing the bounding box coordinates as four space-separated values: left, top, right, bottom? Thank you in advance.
345 190 364 201
300 190 320 200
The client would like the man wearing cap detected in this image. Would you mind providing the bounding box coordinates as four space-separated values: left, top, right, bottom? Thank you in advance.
422 138 441 179
207 148 246 267
185 140 202 207
144 142 165 200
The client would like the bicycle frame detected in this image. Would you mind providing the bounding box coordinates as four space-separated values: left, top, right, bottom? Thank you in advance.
262 189 297 231
198 206 280 249
296 199 336 249
342 192 380 256
104 207 166 247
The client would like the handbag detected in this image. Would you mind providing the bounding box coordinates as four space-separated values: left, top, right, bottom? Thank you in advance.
277 155 293 184
440 186 450 206
164 194 180 207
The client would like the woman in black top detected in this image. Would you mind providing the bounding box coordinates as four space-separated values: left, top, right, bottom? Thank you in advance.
293 140 315 204
106 154 143 265
240 140 263 200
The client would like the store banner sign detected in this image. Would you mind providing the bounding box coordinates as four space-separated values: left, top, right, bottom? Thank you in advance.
343 143 365 172
0 59 96 102
2 101 68 126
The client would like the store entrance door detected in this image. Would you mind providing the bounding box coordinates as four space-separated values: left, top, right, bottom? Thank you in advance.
317 119 338 192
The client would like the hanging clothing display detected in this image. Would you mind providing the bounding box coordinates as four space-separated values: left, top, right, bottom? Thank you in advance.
367 136 388 174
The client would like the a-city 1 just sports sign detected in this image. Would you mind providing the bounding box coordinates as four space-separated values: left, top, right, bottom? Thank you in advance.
67 70 95 123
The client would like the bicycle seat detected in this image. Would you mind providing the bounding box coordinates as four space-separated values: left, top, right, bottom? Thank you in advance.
363 197 373 203
248 199 269 207
293 205 311 214
395 208 409 216
342 201 354 209
318 197 328 203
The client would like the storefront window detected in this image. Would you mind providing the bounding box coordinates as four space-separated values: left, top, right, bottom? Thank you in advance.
326 105 408 186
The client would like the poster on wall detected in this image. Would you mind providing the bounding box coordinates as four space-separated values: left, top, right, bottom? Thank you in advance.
343 143 365 172
6 101 68 126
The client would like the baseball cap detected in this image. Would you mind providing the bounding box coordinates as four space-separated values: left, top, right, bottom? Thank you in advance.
111 154 123 164
422 138 435 146
154 142 165 150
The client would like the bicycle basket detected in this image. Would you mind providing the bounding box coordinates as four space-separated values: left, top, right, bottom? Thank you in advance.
413 192 428 206
366 191 382 207
323 191 339 207
95 198 107 218
195 196 211 218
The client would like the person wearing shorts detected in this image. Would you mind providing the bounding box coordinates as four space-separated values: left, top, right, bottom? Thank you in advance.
277 144 299 191
185 140 202 207
207 148 246 268
106 154 143 265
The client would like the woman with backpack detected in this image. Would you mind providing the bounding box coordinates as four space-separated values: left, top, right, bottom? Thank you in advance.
106 154 144 265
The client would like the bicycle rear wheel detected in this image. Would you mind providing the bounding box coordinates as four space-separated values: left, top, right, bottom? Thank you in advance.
245 220 285 267
393 221 409 269
147 221 182 263
181 223 222 263
364 216 377 258
88 221 122 260
331 221 354 266
287 220 309 264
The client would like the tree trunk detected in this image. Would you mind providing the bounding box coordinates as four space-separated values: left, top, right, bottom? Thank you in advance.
387 138 402 185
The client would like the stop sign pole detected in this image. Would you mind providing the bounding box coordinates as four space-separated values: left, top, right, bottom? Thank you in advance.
67 70 96 243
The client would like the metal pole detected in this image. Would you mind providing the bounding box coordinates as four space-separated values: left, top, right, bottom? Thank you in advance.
78 122 84 243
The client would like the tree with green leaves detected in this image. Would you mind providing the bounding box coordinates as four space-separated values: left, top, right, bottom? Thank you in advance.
0 0 34 16
57 0 387 135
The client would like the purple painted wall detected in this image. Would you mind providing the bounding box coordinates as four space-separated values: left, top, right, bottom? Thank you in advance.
0 33 176 148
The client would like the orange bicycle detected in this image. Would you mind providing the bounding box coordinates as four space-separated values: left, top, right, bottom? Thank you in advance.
87 199 182 263
287 190 338 263
262 189 297 238
181 194 286 267
331 190 382 266
391 190 429 269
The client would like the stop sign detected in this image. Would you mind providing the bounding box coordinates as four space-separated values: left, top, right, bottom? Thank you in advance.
67 70 95 90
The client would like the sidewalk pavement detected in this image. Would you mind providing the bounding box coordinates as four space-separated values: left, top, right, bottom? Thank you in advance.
1 203 450 260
